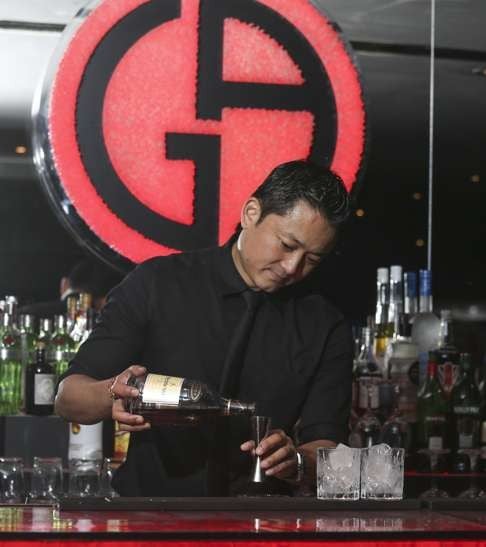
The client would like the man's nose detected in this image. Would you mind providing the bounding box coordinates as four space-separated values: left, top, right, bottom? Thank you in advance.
281 253 303 277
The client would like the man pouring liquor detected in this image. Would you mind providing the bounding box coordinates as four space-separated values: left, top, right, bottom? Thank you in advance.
55 160 353 496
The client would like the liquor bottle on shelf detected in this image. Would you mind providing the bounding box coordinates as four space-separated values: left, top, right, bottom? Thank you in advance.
416 354 449 450
36 318 53 352
0 312 22 414
24 344 55 416
19 314 36 368
450 353 480 451
68 422 103 460
125 373 256 425
387 265 403 340
50 315 74 378
379 384 411 452
70 292 93 350
353 327 382 416
373 267 389 371
411 269 440 386
113 421 130 462
387 313 419 424
403 271 418 317
435 309 461 397
478 361 486 473
349 385 381 448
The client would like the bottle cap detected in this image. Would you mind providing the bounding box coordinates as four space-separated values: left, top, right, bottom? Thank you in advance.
390 265 402 282
377 267 389 283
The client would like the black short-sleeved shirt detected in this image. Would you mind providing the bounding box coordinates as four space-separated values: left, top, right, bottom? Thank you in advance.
62 242 353 496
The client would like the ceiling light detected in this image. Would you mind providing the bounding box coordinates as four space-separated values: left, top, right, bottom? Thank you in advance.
15 145 27 155
415 239 425 247
355 209 365 217
471 174 480 183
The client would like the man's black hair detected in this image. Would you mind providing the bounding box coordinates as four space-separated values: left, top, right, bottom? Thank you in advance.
68 258 122 299
252 160 349 227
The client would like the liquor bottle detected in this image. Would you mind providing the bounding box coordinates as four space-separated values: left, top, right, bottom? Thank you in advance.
66 294 78 334
50 315 74 378
379 384 411 452
354 327 382 416
19 314 36 368
68 422 103 460
125 373 256 425
0 313 22 414
113 421 130 462
435 310 461 397
403 271 418 317
387 313 419 423
450 353 480 451
478 361 486 473
416 355 449 450
373 268 389 370
36 318 53 351
349 385 381 448
411 269 440 385
24 345 56 416
387 265 403 340
70 292 93 350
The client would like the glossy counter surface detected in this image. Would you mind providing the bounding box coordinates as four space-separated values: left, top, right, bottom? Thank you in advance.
0 498 486 542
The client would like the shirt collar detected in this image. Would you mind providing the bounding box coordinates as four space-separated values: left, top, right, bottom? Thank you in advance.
216 236 249 297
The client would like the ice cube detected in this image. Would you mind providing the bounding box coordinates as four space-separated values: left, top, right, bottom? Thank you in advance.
329 444 355 470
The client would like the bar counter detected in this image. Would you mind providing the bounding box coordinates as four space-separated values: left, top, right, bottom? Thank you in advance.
1 498 486 545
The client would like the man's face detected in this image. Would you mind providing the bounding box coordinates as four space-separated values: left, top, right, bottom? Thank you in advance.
232 199 336 293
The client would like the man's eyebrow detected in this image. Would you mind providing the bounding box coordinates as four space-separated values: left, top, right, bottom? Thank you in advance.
282 233 325 256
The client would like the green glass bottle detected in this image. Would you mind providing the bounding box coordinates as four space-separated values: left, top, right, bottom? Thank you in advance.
50 315 74 378
416 353 449 450
450 353 481 451
0 313 22 414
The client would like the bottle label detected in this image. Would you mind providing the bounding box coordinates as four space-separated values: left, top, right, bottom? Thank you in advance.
34 374 55 405
425 416 445 450
428 436 443 450
68 422 103 460
438 362 460 395
142 374 183 405
481 422 486 444
358 381 379 410
453 406 480 415
458 434 473 449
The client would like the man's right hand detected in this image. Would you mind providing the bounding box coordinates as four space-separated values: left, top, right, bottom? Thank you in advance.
110 365 151 432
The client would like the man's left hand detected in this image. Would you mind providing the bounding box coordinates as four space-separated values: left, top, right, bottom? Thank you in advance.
240 429 298 480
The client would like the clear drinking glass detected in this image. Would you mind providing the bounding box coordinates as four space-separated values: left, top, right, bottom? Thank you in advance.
29 457 63 501
0 457 25 503
360 444 405 500
317 446 361 500
68 459 101 497
418 448 450 499
99 458 120 498
457 448 481 499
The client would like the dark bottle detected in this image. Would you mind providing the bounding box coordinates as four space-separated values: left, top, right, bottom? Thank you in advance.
435 310 461 397
25 346 56 415
125 373 256 425
416 355 449 450
477 359 486 472
354 327 382 416
450 353 481 451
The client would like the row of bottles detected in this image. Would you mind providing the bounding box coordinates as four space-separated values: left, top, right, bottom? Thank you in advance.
351 265 486 472
0 292 94 415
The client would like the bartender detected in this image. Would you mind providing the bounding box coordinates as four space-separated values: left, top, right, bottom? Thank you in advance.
55 160 353 496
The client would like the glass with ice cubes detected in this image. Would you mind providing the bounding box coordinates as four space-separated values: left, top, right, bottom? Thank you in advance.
317 444 361 500
360 444 405 500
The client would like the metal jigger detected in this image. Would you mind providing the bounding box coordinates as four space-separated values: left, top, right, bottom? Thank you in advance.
250 416 271 483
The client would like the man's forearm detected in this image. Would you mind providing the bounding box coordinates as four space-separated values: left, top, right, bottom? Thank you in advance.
55 374 113 424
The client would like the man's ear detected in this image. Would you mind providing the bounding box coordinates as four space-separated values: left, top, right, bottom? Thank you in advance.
240 197 262 229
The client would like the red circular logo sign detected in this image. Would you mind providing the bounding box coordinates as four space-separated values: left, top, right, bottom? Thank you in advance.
34 0 366 268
